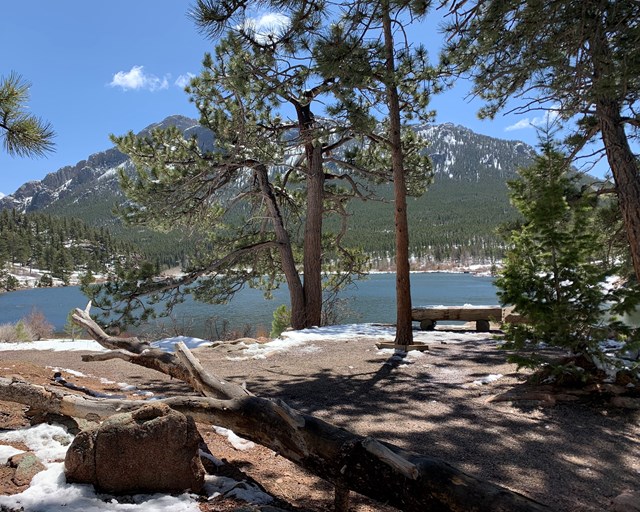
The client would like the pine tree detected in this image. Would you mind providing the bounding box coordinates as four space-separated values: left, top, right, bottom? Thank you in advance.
444 0 640 283
92 2 417 330
64 310 82 341
314 0 435 345
496 141 634 374
0 73 55 157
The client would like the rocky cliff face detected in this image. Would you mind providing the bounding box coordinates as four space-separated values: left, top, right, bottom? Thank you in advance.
0 116 535 216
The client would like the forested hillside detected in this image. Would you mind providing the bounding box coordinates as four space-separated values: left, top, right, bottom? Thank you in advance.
0 117 536 268
332 123 533 267
0 209 135 287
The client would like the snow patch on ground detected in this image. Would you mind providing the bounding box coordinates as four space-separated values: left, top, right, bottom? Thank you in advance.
48 367 87 377
473 374 503 385
0 424 271 512
151 335 213 352
0 336 212 354
0 464 201 512
213 426 255 451
0 339 107 352
0 445 23 464
0 424 73 462
223 324 496 360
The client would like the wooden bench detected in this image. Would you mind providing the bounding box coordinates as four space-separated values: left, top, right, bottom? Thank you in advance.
411 306 503 332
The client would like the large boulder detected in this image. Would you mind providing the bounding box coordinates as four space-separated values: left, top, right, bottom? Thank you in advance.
65 403 205 494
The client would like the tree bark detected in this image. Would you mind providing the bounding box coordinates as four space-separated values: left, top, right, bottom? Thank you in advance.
596 100 640 283
296 101 324 328
0 308 550 511
382 0 414 346
589 22 640 283
254 163 307 329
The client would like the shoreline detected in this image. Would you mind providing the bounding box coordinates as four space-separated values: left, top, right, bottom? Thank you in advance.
2 263 499 295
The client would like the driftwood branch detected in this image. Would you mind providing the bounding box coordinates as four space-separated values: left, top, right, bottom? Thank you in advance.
2 304 550 511
174 341 251 400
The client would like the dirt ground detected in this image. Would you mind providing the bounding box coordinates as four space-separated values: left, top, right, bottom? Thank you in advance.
1 330 639 511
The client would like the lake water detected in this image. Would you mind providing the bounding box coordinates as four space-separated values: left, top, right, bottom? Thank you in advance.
0 273 497 337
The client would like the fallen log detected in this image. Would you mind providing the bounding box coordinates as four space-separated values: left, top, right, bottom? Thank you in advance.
0 375 547 512
0 305 550 511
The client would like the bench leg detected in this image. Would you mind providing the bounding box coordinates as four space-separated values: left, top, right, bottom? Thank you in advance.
475 319 490 332
420 319 436 331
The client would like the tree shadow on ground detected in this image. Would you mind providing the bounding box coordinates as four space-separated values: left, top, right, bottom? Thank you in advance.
200 336 640 512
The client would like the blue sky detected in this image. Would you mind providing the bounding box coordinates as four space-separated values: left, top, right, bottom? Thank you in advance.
0 1 606 196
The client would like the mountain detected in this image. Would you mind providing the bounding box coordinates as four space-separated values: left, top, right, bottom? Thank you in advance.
340 123 535 266
0 115 209 215
0 116 536 266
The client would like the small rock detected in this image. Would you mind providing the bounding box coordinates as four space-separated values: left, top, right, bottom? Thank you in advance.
8 452 46 487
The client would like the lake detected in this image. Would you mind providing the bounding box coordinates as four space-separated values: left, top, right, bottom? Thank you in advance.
0 272 497 337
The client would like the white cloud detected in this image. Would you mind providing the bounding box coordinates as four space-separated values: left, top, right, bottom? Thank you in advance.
242 12 290 43
109 65 169 92
505 108 561 132
175 73 196 89
252 12 289 31
504 119 533 131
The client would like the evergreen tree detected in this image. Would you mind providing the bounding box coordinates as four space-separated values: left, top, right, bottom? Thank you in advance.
270 304 291 339
64 310 82 341
187 4 378 328
38 273 53 287
89 2 436 330
0 269 19 291
497 142 638 374
80 269 95 288
187 0 435 344
443 0 640 283
314 0 435 345
0 73 55 157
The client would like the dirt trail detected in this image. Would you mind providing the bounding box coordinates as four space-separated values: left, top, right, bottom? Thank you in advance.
1 332 639 511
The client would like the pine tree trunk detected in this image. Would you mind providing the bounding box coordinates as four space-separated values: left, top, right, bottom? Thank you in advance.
382 1 413 346
590 24 640 283
597 100 640 283
254 164 307 329
297 103 324 328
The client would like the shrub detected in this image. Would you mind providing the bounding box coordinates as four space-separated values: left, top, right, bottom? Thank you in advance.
270 305 291 338
64 310 82 341
38 273 53 287
14 320 34 342
23 308 54 341
0 273 19 291
0 323 18 342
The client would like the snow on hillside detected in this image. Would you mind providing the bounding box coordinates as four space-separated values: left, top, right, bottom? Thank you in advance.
3 263 108 289
0 117 536 215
